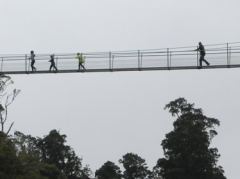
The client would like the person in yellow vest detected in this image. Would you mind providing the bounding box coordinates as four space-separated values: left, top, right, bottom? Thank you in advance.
76 53 86 71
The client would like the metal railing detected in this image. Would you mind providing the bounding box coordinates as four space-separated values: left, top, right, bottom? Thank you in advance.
0 42 240 74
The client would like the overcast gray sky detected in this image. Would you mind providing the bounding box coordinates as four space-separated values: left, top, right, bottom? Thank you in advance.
1 0 240 178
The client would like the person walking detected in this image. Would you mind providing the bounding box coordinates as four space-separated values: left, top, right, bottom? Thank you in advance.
29 50 37 72
49 54 58 72
76 53 86 71
195 42 210 68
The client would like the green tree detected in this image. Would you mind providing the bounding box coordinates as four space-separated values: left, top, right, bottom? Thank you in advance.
95 161 122 179
13 131 66 179
119 153 151 179
154 98 226 179
0 132 22 179
13 130 91 179
38 130 91 179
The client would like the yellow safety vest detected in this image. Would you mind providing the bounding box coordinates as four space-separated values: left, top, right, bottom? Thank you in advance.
77 54 85 64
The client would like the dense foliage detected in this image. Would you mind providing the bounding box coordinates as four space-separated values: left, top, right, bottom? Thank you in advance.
154 98 226 179
119 153 152 179
0 130 90 179
0 76 227 179
95 161 122 179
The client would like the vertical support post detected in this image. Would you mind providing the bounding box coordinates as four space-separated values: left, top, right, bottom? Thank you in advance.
112 55 114 70
229 47 231 66
25 54 28 73
138 50 141 70
227 43 230 67
1 58 3 72
167 48 169 69
196 46 199 67
170 51 172 69
109 52 112 71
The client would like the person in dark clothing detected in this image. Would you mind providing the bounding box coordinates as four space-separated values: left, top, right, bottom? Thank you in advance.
30 50 36 72
195 42 210 68
49 54 58 72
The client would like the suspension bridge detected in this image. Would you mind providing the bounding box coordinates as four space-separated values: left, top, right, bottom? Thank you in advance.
0 42 240 75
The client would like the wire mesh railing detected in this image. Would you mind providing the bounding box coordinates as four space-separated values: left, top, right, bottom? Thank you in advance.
0 42 240 74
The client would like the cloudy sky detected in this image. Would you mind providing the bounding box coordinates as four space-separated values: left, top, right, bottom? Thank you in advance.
1 0 240 178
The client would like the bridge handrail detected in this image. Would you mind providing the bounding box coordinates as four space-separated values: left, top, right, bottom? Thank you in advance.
0 42 239 74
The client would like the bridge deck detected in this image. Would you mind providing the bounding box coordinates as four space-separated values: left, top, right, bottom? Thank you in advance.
2 65 240 75
0 42 240 75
